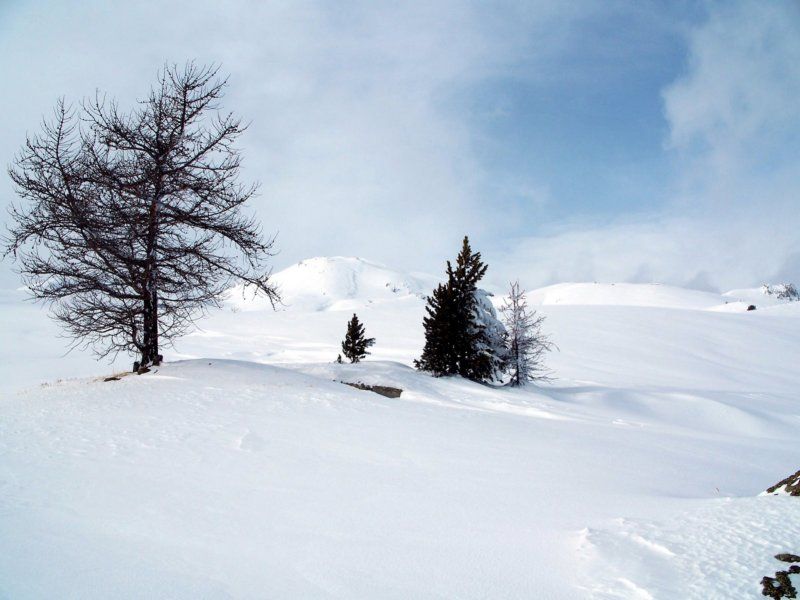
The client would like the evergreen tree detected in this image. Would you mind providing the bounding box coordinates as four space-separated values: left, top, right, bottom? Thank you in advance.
341 313 375 363
500 281 555 386
415 236 506 382
414 281 458 375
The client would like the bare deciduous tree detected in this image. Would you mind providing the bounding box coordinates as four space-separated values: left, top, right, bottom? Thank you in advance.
500 281 555 386
5 62 278 370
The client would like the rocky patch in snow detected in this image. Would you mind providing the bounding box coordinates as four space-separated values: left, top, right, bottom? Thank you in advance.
765 469 800 496
762 283 799 302
340 380 403 398
761 554 800 599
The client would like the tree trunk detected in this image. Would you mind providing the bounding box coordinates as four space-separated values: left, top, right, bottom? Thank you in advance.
140 291 156 369
140 190 160 368
151 285 160 365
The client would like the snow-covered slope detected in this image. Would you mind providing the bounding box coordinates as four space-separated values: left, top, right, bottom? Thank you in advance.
524 281 800 314
526 282 743 311
2 260 800 598
1 356 798 598
227 256 439 312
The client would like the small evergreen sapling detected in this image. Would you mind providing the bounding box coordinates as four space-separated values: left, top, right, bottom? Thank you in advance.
500 281 555 386
341 314 375 363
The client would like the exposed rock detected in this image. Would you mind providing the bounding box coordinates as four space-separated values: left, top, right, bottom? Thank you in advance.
100 372 131 382
766 470 800 496
341 381 402 398
747 305 757 311
762 554 800 599
762 283 799 302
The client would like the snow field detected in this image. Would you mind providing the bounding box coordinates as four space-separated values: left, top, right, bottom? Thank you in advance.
1 257 799 597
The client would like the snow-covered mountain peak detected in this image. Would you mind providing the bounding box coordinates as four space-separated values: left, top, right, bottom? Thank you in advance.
227 256 439 312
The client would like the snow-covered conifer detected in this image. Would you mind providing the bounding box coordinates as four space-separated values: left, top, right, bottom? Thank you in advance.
472 289 508 382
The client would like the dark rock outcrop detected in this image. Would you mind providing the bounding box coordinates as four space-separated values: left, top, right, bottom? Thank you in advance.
762 554 800 599
766 470 800 496
341 381 402 398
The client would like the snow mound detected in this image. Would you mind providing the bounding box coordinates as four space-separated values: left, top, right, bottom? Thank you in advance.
525 282 727 310
706 301 755 313
226 256 438 312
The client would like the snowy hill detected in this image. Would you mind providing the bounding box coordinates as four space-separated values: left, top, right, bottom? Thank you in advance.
1 260 800 597
526 282 728 309
226 256 439 312
524 281 800 315
230 260 800 315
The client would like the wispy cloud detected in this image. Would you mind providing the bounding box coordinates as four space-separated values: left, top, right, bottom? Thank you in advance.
0 1 796 292
493 0 800 291
0 0 591 279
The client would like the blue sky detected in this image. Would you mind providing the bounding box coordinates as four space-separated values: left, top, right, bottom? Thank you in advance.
476 8 686 192
0 0 798 291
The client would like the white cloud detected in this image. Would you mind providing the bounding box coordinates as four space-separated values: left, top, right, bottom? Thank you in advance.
495 0 800 291
663 0 800 199
0 0 590 284
487 211 799 292
664 3 800 149
1 1 796 293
